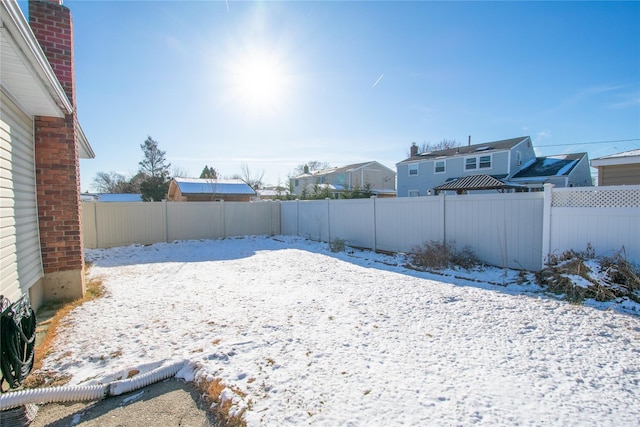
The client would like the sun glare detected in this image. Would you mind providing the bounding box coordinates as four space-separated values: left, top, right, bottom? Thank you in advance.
226 50 291 115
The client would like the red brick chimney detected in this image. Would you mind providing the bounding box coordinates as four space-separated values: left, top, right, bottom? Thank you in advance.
410 143 418 157
29 0 85 302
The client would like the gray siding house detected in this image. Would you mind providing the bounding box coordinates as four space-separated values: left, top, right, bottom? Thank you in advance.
396 136 591 197
291 161 396 198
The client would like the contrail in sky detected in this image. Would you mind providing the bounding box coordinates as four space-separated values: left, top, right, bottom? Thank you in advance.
372 74 384 88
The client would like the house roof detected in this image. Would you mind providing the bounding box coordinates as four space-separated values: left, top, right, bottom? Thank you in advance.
398 136 530 164
433 174 519 193
512 153 586 179
591 149 640 167
173 178 256 195
292 161 395 179
0 0 94 159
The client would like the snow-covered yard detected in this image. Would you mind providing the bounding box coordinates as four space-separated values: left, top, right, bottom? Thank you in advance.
41 236 639 426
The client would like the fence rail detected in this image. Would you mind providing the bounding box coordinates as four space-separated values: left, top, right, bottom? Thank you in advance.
82 185 640 271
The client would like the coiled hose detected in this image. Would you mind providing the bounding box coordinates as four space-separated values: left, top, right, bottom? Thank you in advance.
1 295 37 390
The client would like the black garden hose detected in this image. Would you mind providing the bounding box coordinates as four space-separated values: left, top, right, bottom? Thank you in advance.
0 296 37 391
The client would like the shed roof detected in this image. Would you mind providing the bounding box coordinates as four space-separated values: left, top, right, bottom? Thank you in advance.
591 149 640 167
173 178 256 195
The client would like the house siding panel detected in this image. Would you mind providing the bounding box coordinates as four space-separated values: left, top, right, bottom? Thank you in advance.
1 91 43 302
599 165 640 186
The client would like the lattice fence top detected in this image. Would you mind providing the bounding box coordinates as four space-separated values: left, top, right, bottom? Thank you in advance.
552 188 640 208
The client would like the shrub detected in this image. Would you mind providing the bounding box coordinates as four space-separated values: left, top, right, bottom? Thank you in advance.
409 240 479 270
537 244 640 304
329 238 346 253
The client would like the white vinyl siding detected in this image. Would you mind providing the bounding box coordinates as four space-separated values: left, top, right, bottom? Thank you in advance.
0 90 43 302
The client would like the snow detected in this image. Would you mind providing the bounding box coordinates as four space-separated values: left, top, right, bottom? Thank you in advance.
41 236 640 426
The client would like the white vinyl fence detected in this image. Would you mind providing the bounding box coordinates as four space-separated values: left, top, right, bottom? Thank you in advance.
281 184 639 271
82 201 281 249
281 192 544 271
82 185 639 271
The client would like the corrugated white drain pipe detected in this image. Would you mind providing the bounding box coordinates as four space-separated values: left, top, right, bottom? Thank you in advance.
0 360 185 411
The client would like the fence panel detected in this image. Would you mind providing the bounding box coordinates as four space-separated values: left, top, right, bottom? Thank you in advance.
296 200 330 242
223 202 280 237
548 186 640 262
374 197 443 253
167 202 224 241
87 202 166 248
327 198 374 248
280 201 298 235
444 193 544 271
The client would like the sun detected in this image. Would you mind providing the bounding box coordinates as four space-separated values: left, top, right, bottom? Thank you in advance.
226 50 291 115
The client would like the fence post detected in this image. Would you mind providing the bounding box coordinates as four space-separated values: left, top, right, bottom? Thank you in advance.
296 199 299 236
326 198 331 244
440 192 446 242
221 200 226 239
541 183 554 268
93 201 99 249
371 196 377 252
163 200 169 243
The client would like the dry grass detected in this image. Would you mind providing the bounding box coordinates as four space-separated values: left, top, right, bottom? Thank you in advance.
537 245 640 304
195 377 248 427
22 271 105 389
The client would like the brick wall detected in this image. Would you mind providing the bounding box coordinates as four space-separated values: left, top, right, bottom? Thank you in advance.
29 0 85 292
28 0 75 105
34 115 84 273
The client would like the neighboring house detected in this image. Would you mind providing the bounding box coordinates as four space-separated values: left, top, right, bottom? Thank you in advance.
1 0 94 309
256 186 289 200
396 136 591 197
510 153 592 189
290 161 396 198
590 149 640 186
81 193 143 202
167 178 256 202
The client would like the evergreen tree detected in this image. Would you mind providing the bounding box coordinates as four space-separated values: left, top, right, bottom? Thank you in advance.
200 165 218 179
138 136 171 201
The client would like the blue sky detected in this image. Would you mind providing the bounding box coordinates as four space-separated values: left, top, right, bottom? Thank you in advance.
20 1 640 191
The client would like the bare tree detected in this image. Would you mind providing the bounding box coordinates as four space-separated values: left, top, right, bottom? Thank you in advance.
171 165 189 178
239 162 265 190
93 171 126 193
292 161 331 175
409 139 460 157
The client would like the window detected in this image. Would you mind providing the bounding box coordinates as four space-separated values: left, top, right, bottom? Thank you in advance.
408 190 420 197
466 155 491 171
465 157 477 170
294 179 299 187
515 151 522 167
435 161 445 173
479 155 491 169
409 164 418 176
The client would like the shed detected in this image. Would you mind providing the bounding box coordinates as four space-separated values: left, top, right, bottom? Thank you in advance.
167 178 256 202
590 150 640 186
